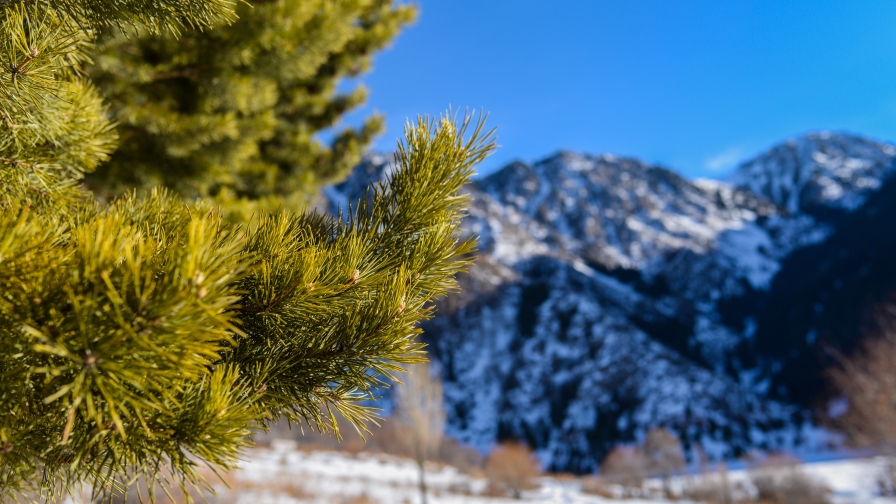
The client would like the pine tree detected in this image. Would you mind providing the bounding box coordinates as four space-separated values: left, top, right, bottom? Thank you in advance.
84 0 415 220
0 1 494 501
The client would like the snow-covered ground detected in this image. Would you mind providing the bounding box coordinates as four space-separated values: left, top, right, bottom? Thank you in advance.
59 440 893 503
796 458 895 504
188 441 896 504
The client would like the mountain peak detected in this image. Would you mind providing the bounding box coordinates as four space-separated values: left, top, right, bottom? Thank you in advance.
729 131 896 216
469 151 780 273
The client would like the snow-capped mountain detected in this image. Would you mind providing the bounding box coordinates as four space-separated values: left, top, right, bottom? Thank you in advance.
729 132 896 215
329 131 896 473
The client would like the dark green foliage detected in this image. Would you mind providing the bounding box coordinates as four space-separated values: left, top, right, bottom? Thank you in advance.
86 0 415 219
0 0 493 501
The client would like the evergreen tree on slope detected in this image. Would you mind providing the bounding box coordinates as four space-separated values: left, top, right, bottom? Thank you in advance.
85 0 415 219
0 1 493 501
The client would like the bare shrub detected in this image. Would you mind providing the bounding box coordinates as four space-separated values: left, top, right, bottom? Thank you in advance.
749 455 831 504
643 427 686 497
826 301 896 497
600 446 649 496
828 332 896 451
484 442 540 499
681 464 735 504
824 303 896 496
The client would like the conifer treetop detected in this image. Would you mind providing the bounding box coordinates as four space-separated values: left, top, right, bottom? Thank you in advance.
86 0 416 217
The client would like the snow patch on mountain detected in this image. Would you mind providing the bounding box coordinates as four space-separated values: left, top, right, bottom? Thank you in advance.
477 152 779 272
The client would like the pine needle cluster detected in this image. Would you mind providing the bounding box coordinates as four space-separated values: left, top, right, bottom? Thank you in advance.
0 1 494 501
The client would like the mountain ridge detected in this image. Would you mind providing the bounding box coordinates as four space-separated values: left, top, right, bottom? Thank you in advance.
328 130 896 472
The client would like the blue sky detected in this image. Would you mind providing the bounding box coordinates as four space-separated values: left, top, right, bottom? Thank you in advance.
336 1 896 179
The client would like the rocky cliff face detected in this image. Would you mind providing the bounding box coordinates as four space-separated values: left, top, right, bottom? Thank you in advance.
329 132 896 472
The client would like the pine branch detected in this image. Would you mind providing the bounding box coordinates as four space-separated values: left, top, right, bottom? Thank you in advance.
0 0 490 498
0 114 493 501
231 112 494 431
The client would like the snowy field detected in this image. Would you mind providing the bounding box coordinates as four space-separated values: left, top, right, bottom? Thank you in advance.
169 440 896 504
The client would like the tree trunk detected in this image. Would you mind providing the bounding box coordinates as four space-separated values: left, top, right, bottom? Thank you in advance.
416 457 428 504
